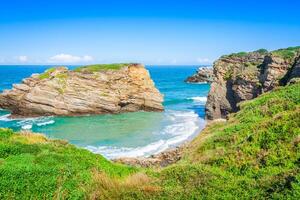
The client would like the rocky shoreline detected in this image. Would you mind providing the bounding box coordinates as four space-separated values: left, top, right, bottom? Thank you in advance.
113 146 184 167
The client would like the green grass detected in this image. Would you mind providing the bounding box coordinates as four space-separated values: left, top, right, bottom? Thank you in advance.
0 130 137 199
38 67 56 80
0 83 299 199
73 63 132 73
272 46 300 60
158 82 300 199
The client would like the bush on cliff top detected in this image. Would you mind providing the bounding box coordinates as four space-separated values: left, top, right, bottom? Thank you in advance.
0 83 299 199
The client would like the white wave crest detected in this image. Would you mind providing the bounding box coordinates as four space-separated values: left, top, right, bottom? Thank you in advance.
86 110 206 159
37 120 55 126
17 116 55 130
22 124 32 130
0 114 13 121
188 96 207 103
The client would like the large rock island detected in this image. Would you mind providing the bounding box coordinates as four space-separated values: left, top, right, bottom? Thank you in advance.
206 47 300 120
0 63 164 117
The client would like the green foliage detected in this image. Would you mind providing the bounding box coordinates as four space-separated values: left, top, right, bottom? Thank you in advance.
224 69 233 80
0 130 136 199
272 46 300 60
74 63 132 73
0 83 299 199
255 48 268 54
38 67 56 80
228 52 248 57
166 83 300 199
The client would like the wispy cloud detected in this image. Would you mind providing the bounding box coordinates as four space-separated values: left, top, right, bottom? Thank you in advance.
18 56 28 62
48 54 94 63
196 57 210 63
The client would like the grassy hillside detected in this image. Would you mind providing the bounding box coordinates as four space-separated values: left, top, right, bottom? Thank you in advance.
0 83 299 199
160 82 300 199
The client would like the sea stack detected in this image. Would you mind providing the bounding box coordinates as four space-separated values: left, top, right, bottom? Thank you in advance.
0 63 164 117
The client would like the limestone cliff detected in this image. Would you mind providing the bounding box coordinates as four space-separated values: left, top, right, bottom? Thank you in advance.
0 63 164 117
206 47 300 120
185 67 214 83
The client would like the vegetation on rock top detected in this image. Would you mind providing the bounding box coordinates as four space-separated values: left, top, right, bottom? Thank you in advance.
271 46 300 60
222 46 300 59
38 67 57 80
73 63 133 72
0 82 299 199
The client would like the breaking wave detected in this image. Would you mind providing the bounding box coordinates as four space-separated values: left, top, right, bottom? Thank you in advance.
86 110 206 159
187 96 207 104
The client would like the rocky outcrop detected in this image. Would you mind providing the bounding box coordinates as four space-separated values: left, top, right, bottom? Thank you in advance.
206 47 300 120
113 146 183 167
0 63 164 117
185 67 214 83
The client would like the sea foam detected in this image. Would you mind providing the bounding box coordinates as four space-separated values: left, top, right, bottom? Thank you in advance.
86 110 206 159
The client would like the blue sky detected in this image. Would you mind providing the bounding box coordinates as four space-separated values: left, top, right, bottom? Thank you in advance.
0 0 300 65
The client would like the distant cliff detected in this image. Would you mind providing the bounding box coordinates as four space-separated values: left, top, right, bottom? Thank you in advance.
0 63 164 117
185 67 214 83
206 47 300 120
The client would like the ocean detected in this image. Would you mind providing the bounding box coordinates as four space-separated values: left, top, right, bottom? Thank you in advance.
0 65 210 159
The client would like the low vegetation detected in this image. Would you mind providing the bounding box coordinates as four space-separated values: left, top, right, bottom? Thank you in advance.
38 67 56 80
73 63 132 72
222 46 300 60
272 46 300 60
0 130 137 199
0 83 299 199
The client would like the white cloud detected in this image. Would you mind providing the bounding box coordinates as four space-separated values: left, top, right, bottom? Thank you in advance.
18 56 28 62
196 57 210 63
82 55 94 62
171 59 178 64
48 54 94 63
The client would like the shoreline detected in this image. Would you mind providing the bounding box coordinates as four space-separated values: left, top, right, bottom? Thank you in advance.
113 143 185 167
113 118 226 167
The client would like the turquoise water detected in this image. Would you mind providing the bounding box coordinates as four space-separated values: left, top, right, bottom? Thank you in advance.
0 65 210 158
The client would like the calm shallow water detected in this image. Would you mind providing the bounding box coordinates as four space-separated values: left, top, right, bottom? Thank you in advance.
0 65 210 158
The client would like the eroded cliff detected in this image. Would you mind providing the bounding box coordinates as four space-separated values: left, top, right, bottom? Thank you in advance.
206 47 300 120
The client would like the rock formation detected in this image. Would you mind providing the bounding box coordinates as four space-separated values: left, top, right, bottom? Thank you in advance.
185 67 214 83
114 146 183 167
0 63 164 117
206 47 300 120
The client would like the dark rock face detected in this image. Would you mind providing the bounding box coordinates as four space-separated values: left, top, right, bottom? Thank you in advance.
185 67 214 83
205 48 300 120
